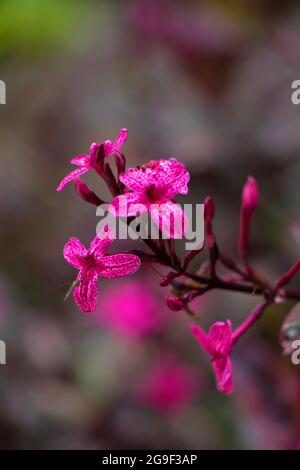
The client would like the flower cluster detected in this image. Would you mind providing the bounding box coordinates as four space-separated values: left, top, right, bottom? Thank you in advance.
58 128 300 395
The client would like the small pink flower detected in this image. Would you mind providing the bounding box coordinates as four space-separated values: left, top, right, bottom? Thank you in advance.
190 320 233 394
136 356 200 414
57 128 128 191
111 158 189 238
63 226 141 313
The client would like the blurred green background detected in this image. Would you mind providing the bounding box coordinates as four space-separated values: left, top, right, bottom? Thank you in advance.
1 0 300 449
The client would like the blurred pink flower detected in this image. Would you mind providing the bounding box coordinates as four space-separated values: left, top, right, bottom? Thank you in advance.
57 128 127 191
111 159 189 238
137 356 200 414
63 226 141 313
190 320 233 395
97 280 162 339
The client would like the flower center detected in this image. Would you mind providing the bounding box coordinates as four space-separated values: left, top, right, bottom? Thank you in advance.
145 184 166 203
83 254 97 270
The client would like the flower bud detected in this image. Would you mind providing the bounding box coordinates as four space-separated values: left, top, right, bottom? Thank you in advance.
239 176 259 257
165 296 184 312
241 177 259 212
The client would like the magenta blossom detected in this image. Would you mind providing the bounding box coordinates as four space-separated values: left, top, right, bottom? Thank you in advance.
57 128 128 192
97 280 163 339
190 320 233 394
63 226 141 313
111 158 189 238
136 356 201 414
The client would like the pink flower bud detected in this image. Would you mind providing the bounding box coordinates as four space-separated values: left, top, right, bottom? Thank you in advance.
239 176 259 257
74 178 104 206
166 296 184 312
241 177 259 212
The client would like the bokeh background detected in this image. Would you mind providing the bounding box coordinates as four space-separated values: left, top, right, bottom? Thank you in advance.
1 0 300 450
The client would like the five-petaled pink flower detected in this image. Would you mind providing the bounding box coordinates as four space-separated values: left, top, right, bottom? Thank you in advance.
111 158 189 238
63 226 141 313
190 320 233 394
57 128 128 191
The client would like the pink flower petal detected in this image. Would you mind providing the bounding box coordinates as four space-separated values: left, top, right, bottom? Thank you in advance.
120 168 156 193
99 254 141 279
63 237 87 269
150 200 188 238
70 154 90 166
209 320 232 356
103 140 113 155
88 226 115 260
113 128 128 151
89 143 100 164
212 355 233 394
103 129 128 156
120 159 189 198
146 159 190 196
57 166 89 192
191 320 233 394
110 194 148 217
73 271 98 313
189 324 213 355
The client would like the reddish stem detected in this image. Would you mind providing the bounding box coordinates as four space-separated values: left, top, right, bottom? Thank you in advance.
231 302 271 345
275 258 300 290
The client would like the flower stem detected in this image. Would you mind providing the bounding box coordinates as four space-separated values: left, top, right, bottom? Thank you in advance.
231 302 271 345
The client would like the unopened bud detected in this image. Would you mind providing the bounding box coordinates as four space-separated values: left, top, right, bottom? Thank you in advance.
239 176 259 257
166 296 184 312
241 177 259 212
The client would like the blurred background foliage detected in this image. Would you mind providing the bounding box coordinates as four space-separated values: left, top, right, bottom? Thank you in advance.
1 0 300 449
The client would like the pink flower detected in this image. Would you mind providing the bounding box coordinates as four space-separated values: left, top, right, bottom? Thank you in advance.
63 226 141 313
190 320 233 394
111 158 189 238
136 356 200 414
57 128 128 191
96 280 163 339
